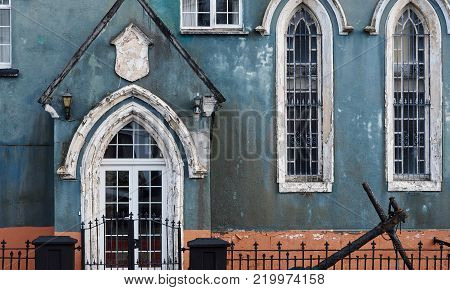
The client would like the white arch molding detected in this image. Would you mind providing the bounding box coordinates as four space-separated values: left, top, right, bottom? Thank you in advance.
80 102 185 266
385 0 442 191
80 102 184 223
276 0 334 192
365 0 450 34
256 0 353 35
57 84 207 180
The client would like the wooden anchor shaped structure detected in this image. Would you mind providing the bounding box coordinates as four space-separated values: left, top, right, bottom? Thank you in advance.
306 182 414 270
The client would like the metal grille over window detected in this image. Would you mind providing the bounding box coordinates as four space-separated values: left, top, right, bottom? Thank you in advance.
0 0 11 68
393 7 430 180
286 7 322 181
104 121 163 159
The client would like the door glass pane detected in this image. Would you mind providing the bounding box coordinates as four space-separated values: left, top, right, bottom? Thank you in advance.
151 171 162 186
138 171 149 186
118 188 129 202
138 170 163 269
105 188 117 203
103 167 164 269
118 171 129 186
104 170 130 268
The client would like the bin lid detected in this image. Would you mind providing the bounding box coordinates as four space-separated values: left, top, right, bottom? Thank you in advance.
32 236 78 246
187 238 230 248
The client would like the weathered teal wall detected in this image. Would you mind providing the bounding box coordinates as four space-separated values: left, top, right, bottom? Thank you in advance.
210 0 450 231
0 0 449 232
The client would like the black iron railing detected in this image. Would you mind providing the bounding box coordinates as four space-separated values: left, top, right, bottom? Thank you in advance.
227 240 449 270
81 213 182 270
0 240 35 270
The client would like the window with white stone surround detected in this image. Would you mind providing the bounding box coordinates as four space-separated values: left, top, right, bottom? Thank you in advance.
276 0 334 193
385 0 442 192
180 0 243 34
0 0 11 69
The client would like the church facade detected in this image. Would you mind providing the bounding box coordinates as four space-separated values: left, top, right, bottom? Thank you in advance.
0 0 449 269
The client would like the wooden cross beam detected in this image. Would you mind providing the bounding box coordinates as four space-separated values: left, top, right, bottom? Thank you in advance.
312 182 414 270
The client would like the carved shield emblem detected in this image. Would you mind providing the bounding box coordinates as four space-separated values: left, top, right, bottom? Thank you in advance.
111 23 152 82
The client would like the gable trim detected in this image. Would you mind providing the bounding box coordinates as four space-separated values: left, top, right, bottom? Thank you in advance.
38 0 226 105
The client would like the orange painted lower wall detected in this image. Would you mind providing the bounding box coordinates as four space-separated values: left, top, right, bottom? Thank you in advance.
0 227 55 247
0 227 55 270
1 227 448 270
211 230 450 270
212 229 450 249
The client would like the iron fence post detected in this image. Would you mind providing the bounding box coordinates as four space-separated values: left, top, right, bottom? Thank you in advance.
301 242 305 269
277 242 282 270
418 241 422 270
371 241 376 270
17 251 22 269
1 240 6 270
81 222 86 270
177 221 182 270
88 221 92 269
128 213 135 270
95 218 99 270
230 242 235 270
172 220 176 270
253 242 258 270
102 216 106 270
9 251 13 270
25 240 30 270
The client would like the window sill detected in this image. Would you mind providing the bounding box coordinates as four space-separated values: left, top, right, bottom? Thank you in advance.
388 181 441 192
0 68 19 77
180 28 249 35
279 181 332 193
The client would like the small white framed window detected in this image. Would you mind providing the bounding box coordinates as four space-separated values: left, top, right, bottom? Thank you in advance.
180 0 243 34
0 0 11 69
385 0 442 192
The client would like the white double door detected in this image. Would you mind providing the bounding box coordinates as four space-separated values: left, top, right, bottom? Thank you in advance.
100 164 166 269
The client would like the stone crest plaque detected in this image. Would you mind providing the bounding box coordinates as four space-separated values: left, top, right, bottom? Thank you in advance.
111 23 152 82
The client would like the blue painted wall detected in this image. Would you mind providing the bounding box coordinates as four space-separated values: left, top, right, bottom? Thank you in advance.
0 0 448 232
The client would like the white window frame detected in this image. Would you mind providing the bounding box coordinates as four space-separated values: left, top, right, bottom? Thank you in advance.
0 0 11 69
98 164 169 270
180 0 244 34
276 0 334 193
385 0 442 192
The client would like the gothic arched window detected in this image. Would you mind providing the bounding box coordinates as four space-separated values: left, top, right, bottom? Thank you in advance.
392 8 428 179
285 7 321 179
386 1 442 192
276 1 334 193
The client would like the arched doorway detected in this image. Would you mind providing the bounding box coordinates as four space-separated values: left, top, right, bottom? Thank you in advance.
81 105 185 270
100 121 167 269
58 85 207 269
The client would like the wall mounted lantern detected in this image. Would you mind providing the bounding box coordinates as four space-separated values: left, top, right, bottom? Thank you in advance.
62 92 73 120
193 94 202 115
